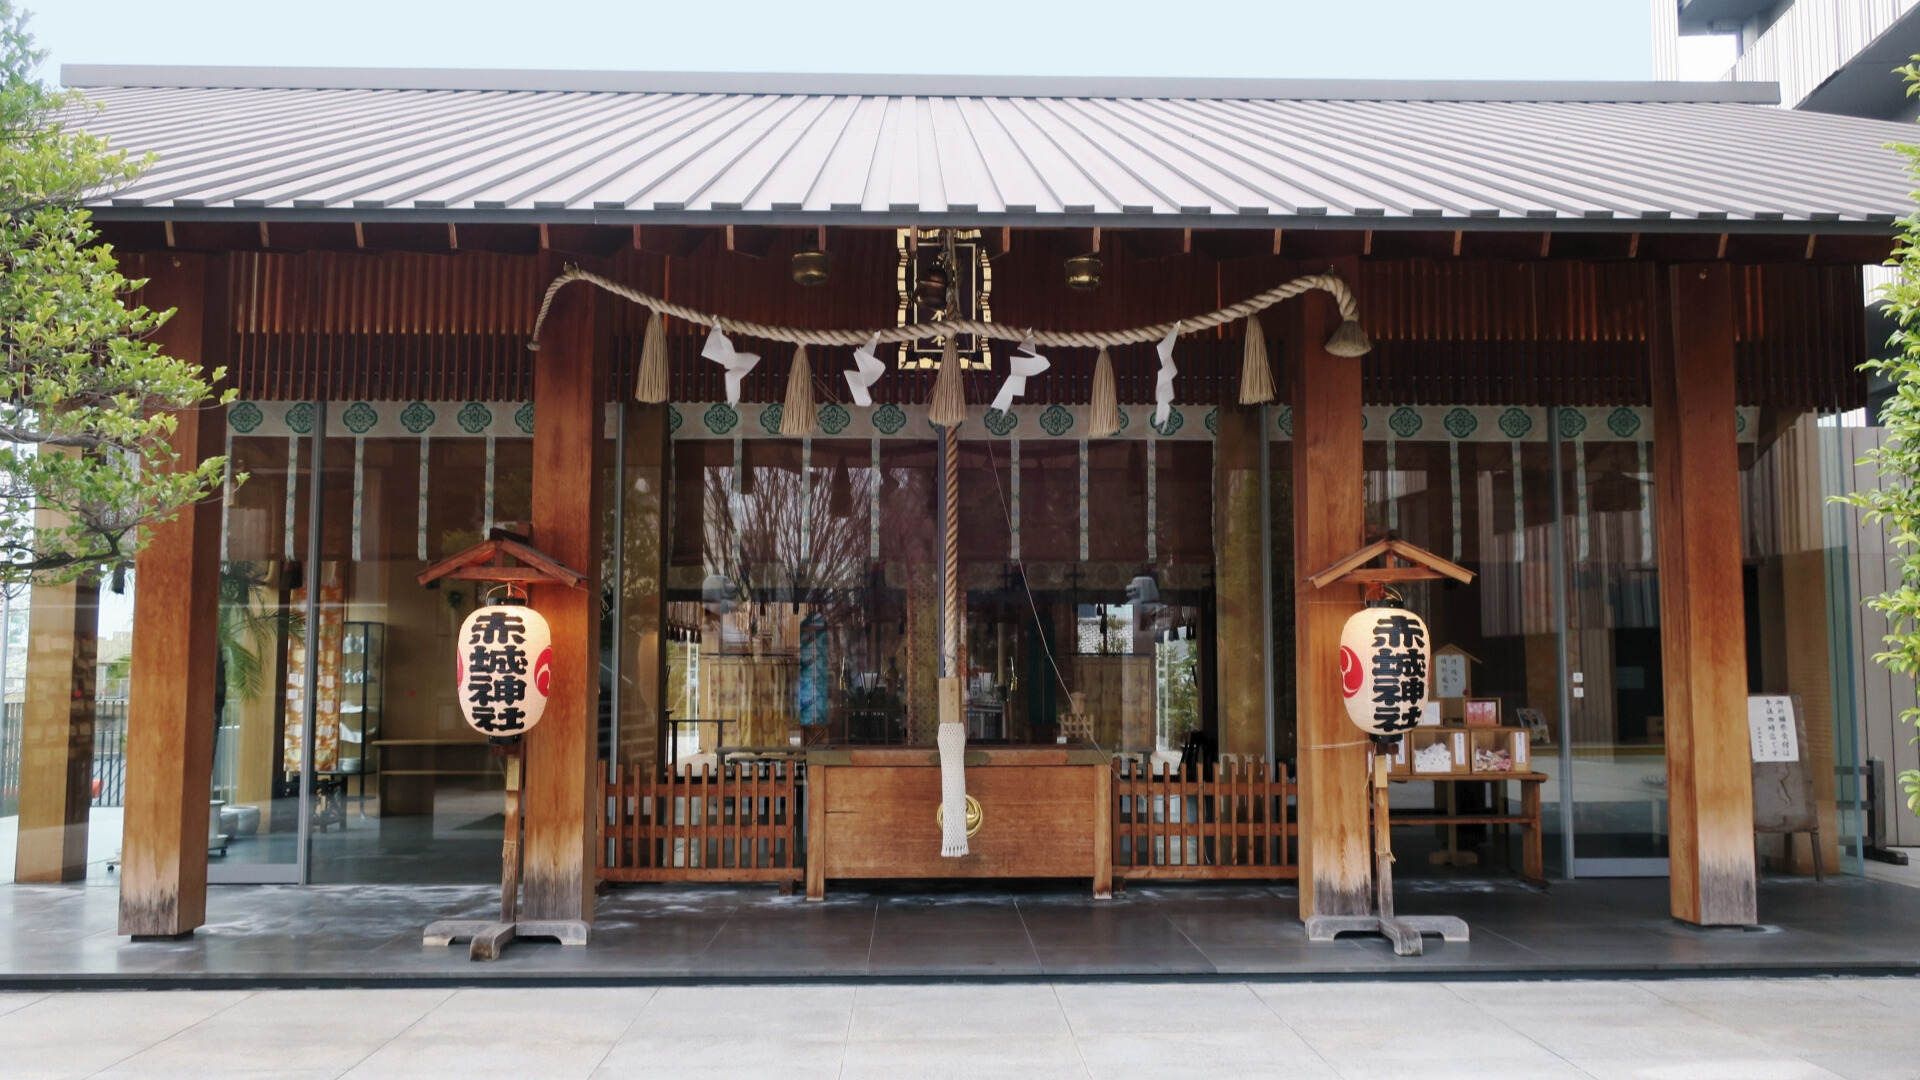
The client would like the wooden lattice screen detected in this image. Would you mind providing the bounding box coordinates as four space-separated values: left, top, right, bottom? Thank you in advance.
597 761 805 883
1111 759 1298 880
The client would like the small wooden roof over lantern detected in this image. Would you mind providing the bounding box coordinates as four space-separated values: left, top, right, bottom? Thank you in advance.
1302 534 1475 593
417 527 587 590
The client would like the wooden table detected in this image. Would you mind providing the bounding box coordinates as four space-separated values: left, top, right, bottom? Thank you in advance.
805 746 1112 900
1389 771 1548 887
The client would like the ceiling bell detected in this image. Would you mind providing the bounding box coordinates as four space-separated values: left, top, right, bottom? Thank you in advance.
790 238 830 286
1064 253 1102 292
915 260 952 308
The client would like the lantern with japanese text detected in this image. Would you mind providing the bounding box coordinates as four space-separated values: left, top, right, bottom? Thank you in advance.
1338 606 1430 736
455 599 553 736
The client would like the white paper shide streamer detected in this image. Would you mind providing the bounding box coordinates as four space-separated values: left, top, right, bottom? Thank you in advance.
845 332 887 407
701 324 760 406
990 332 1051 415
1154 321 1182 427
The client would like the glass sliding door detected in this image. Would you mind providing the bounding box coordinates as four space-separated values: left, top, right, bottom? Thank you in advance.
210 408 321 883
1558 429 1669 875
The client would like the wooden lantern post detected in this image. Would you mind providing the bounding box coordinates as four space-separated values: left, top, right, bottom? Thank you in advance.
1300 536 1475 957
416 530 587 962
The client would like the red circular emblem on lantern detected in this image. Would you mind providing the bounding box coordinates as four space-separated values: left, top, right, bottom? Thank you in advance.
1339 646 1363 698
534 647 553 698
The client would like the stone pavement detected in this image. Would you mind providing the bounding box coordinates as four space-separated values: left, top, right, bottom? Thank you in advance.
3 977 1915 1079
8 876 1920 983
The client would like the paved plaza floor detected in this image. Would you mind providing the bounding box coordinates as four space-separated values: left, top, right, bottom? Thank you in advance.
4 977 1916 1079
5 875 1920 984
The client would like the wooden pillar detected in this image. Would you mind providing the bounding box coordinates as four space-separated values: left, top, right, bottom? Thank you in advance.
1650 262 1757 926
1214 403 1268 757
1287 257 1371 920
522 256 607 923
119 253 227 936
12 574 99 882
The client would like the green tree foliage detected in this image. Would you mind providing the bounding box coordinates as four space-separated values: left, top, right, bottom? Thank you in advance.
0 2 229 585
1841 61 1920 817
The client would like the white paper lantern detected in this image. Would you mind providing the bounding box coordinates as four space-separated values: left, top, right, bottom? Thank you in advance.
455 600 554 736
1338 606 1430 736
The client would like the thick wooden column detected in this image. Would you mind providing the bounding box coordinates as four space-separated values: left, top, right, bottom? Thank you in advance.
522 258 607 923
1287 258 1371 920
1650 263 1757 926
119 253 227 936
1214 403 1269 757
12 575 100 882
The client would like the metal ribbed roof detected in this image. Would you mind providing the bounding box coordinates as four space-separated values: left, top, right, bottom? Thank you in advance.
63 66 1914 230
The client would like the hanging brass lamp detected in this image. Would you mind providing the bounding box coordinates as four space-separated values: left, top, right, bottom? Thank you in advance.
1064 253 1102 291
790 233 831 286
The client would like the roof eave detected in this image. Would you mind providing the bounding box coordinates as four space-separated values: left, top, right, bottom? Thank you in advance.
83 204 1904 236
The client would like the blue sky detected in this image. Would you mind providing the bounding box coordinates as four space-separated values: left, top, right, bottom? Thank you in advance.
27 0 1725 84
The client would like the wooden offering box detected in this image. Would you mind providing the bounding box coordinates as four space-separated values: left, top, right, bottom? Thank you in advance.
805 746 1113 900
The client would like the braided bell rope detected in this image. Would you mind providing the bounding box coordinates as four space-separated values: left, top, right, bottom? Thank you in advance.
942 428 960 674
526 265 1363 352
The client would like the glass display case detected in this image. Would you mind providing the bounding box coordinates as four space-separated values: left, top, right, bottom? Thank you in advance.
338 622 385 799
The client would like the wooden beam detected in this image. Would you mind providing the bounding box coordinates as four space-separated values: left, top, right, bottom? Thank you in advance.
1650 262 1757 926
119 253 228 937
12 573 99 882
521 251 608 924
1287 254 1371 921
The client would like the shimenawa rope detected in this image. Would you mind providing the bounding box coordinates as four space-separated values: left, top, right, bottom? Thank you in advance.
525 265 1370 356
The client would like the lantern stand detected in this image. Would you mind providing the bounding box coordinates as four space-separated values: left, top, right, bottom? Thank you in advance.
1301 535 1475 957
417 530 587 962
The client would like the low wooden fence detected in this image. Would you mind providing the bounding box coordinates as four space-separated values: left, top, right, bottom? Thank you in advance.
1111 759 1297 880
595 755 1295 886
597 760 805 883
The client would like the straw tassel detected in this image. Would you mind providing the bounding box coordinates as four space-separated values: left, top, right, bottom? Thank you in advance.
928 337 967 428
779 345 815 436
633 309 670 403
1324 317 1373 358
1088 347 1120 437
1239 315 1275 405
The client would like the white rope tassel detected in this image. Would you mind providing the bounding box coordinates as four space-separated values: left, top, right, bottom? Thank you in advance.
938 720 969 857
779 345 815 436
634 309 670 403
1088 347 1120 437
1239 314 1275 405
929 337 967 428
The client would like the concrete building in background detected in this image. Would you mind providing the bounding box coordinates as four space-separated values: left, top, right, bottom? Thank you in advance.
1657 0 1920 117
